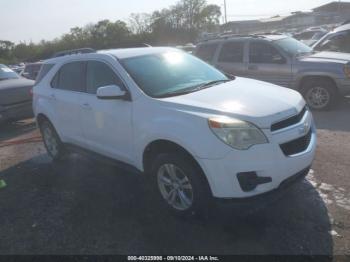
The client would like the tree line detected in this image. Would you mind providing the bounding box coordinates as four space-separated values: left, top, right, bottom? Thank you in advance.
0 0 221 64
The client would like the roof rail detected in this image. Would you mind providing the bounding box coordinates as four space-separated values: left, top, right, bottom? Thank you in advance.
52 48 96 58
200 33 261 42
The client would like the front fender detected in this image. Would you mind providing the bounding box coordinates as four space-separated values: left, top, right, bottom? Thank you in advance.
133 103 231 171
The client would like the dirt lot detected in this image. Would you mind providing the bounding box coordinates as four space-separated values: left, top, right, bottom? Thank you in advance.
0 99 349 257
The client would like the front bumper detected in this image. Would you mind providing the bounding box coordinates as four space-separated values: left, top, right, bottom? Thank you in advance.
336 78 350 96
197 110 317 199
215 166 310 208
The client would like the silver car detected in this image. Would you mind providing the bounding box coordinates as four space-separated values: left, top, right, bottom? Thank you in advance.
195 34 350 110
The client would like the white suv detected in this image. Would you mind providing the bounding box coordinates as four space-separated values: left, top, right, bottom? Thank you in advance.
33 47 317 215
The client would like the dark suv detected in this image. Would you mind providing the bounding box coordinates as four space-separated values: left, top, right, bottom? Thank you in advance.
194 34 350 110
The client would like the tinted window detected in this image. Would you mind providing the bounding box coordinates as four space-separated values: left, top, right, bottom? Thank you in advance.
196 43 218 62
55 62 85 92
86 61 123 94
218 42 244 63
249 42 285 64
35 64 53 84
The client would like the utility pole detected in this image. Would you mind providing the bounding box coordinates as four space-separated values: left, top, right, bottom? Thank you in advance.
224 0 227 24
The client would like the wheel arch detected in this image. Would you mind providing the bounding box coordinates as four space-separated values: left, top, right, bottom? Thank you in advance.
298 75 338 92
36 113 51 125
142 139 212 194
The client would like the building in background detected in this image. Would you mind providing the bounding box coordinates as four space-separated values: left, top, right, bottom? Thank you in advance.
221 1 350 34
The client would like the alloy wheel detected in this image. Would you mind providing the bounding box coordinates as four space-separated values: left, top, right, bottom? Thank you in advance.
305 86 330 109
157 163 194 211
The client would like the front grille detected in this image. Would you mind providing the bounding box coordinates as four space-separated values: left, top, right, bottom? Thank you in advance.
271 107 307 132
280 129 312 156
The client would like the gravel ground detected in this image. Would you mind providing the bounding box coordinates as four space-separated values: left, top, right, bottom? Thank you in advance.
0 98 349 257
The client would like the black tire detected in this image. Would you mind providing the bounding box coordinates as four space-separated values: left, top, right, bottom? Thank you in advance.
300 78 338 111
151 153 212 217
39 120 66 161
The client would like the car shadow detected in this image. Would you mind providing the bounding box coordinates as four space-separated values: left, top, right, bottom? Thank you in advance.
0 154 333 256
0 118 37 142
312 96 350 132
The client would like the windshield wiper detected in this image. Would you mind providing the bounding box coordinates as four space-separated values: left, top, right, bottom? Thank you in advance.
196 79 231 89
158 79 231 98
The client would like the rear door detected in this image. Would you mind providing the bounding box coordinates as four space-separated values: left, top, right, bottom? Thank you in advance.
214 40 248 77
51 61 85 145
247 40 292 87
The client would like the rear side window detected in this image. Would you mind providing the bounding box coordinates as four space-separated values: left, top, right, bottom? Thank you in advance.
52 62 86 92
196 43 218 62
35 64 53 84
86 61 123 94
218 42 244 63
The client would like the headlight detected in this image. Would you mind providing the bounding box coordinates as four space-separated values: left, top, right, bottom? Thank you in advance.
344 64 350 78
208 117 268 150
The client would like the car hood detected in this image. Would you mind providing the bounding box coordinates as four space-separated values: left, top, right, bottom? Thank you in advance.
0 78 34 106
299 51 350 64
160 77 305 128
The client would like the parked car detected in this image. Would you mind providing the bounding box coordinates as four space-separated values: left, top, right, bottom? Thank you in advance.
195 34 350 110
33 47 316 215
0 64 34 124
293 29 328 46
312 24 350 53
9 64 25 74
20 62 43 80
176 43 196 54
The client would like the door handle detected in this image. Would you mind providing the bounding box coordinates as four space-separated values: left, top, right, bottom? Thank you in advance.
248 65 258 70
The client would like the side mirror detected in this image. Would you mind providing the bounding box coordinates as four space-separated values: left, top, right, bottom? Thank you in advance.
97 85 128 100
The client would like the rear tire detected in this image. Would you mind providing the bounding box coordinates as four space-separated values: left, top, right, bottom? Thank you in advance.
39 120 66 161
301 79 338 111
151 153 212 217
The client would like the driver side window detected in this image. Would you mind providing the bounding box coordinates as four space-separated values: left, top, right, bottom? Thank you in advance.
249 42 285 64
86 61 124 94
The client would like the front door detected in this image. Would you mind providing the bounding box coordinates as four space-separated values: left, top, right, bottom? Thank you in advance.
79 60 134 165
247 40 292 88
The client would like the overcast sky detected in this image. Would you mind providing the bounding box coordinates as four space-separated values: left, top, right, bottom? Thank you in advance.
0 0 336 43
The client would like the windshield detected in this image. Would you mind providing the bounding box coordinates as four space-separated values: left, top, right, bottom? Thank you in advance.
274 37 312 56
121 51 228 98
0 64 19 80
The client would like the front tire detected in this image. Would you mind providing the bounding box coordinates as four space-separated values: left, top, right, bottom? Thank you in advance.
39 120 66 161
301 79 338 111
151 153 212 216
